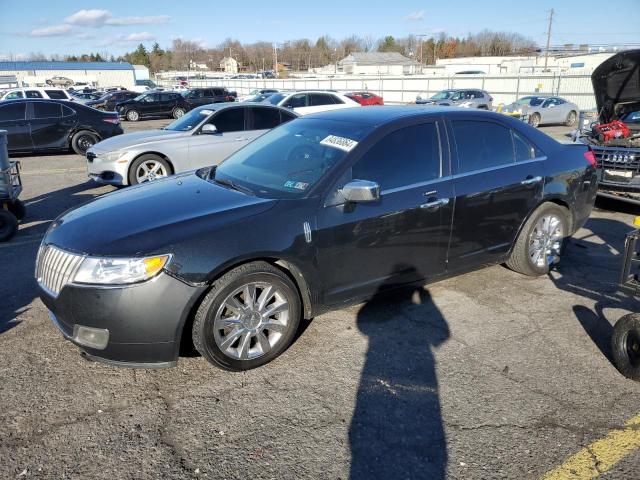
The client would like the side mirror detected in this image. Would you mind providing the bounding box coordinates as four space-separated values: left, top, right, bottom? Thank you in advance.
341 180 380 203
201 124 218 134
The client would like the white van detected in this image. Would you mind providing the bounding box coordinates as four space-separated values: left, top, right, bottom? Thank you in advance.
0 87 73 101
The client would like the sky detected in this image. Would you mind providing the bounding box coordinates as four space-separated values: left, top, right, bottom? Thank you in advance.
0 0 639 59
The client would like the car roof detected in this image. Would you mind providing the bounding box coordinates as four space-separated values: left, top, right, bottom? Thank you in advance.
304 105 501 126
191 102 296 114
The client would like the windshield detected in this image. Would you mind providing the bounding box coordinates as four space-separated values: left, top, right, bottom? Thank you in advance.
265 93 286 105
515 96 545 107
431 90 455 100
165 107 213 131
213 118 373 199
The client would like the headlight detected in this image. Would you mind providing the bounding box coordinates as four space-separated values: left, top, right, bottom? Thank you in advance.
99 150 128 162
74 254 171 285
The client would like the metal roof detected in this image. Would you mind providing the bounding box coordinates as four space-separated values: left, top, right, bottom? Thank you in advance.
340 52 420 66
0 61 134 71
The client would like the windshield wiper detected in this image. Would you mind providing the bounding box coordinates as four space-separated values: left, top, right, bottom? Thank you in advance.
213 176 254 196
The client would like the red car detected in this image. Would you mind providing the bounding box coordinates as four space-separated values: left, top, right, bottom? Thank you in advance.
345 91 384 106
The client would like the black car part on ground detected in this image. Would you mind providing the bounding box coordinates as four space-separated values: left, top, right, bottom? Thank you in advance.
37 107 597 369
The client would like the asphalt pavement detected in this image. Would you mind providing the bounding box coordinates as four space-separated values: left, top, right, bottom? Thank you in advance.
1 118 639 479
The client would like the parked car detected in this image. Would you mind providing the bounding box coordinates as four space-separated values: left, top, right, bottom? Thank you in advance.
344 91 384 106
70 91 103 104
85 90 139 111
575 49 640 205
37 106 597 370
46 76 74 88
182 88 235 108
87 103 297 185
239 89 279 102
0 99 123 155
244 92 276 103
416 89 493 109
0 87 73 102
116 91 191 121
264 90 360 115
503 96 579 128
130 79 159 93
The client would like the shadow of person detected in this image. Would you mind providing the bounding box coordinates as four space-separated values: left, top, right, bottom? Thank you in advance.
350 280 450 480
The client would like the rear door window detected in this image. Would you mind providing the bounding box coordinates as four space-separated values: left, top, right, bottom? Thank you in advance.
45 90 68 100
285 94 307 108
452 120 514 173
512 131 536 161
250 107 281 130
309 94 335 106
33 102 63 119
352 122 441 190
212 107 245 132
280 110 297 123
26 90 44 98
0 103 26 121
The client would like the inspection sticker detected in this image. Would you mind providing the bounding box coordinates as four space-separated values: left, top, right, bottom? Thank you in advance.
320 135 358 152
284 180 309 190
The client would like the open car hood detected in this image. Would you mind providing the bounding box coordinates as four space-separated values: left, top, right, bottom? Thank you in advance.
592 49 640 123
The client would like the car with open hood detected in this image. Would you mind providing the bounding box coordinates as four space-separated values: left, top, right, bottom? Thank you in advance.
575 49 640 206
37 106 597 371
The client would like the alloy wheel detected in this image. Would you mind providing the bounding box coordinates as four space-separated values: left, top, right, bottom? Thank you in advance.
77 135 95 153
127 110 139 121
135 160 168 183
528 214 563 268
213 282 290 361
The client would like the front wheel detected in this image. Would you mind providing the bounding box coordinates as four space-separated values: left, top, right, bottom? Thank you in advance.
128 154 171 185
172 107 185 119
528 113 541 128
126 109 140 122
506 202 569 276
565 110 577 127
612 314 640 381
192 261 301 371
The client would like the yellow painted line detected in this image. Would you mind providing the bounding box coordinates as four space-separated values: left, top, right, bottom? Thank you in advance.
540 413 640 479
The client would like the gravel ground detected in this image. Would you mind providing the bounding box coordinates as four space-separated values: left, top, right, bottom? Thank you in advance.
1 118 639 479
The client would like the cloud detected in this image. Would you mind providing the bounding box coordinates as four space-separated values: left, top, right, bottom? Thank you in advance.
28 24 74 37
64 9 111 27
100 32 156 46
105 15 170 26
405 10 425 21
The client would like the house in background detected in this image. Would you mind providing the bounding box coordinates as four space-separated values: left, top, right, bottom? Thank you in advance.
339 52 421 75
219 57 239 74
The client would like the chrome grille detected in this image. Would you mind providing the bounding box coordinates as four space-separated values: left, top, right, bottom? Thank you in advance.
594 148 640 172
36 245 84 297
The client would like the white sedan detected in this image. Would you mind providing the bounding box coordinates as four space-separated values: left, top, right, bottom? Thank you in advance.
262 90 360 115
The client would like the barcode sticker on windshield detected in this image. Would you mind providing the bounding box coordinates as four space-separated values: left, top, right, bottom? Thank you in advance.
320 135 358 152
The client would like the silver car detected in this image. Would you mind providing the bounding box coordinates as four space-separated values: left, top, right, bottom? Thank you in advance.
415 89 493 109
503 96 579 128
86 103 297 186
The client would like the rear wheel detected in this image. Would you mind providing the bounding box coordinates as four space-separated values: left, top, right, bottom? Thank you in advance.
0 209 18 242
612 313 640 381
506 202 569 276
128 154 171 185
71 130 99 155
192 261 301 371
565 110 577 127
126 109 140 122
528 113 541 128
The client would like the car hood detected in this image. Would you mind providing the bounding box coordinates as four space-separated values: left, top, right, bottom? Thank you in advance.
90 129 186 152
43 171 278 257
592 49 640 123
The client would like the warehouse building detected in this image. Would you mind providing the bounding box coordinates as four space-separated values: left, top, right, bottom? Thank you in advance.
0 61 136 89
338 52 421 75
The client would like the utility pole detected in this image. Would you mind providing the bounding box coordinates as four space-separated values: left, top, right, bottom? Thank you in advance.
273 43 278 78
416 34 428 64
543 8 554 71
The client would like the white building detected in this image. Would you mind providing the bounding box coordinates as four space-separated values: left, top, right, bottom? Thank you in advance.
339 52 421 75
0 61 136 88
219 57 239 74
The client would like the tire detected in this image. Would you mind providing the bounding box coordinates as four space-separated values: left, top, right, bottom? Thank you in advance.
192 261 302 371
506 202 570 276
528 113 541 128
612 314 640 381
565 110 577 127
477 105 489 110
71 130 99 155
0 208 18 242
172 107 185 119
126 109 140 122
128 154 171 185
7 199 26 221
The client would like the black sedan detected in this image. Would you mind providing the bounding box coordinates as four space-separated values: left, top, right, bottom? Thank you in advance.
85 90 138 111
36 107 597 370
0 99 123 155
116 91 191 121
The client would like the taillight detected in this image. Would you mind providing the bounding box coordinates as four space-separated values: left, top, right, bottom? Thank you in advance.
583 150 596 167
103 117 120 125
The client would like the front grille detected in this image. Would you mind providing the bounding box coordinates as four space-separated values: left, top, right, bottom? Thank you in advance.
594 148 640 172
36 245 84 297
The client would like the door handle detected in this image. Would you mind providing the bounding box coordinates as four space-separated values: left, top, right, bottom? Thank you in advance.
521 175 542 185
420 198 450 210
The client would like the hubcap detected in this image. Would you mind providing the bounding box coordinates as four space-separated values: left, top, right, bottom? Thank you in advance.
128 111 138 120
213 282 290 360
528 214 563 268
175 109 184 118
78 135 94 151
135 160 167 183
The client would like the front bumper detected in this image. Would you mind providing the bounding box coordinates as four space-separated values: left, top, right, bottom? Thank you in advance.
39 272 207 367
86 150 134 186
